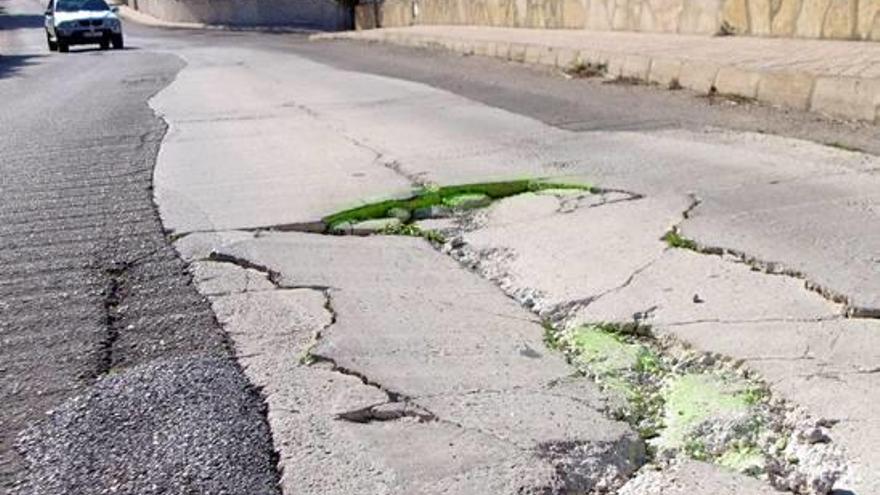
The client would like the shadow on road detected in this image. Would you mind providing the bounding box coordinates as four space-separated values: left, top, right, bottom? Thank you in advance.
65 45 140 53
0 13 44 30
0 54 42 79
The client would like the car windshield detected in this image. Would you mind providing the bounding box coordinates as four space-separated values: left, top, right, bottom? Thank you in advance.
55 0 110 12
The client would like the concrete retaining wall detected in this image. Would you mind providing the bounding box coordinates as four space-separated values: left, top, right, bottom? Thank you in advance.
128 0 351 29
359 0 880 41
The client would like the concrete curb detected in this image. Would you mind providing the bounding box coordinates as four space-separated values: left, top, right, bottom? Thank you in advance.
313 30 880 124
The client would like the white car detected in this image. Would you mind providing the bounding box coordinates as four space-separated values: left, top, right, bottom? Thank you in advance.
44 0 124 53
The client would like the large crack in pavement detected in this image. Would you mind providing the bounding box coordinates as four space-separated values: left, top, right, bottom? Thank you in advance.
664 198 863 317
290 183 871 494
410 187 872 493
179 179 876 493
184 230 647 494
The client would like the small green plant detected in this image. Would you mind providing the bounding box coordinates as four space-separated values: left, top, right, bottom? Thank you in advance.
381 223 446 244
635 348 662 374
298 351 316 366
592 321 651 338
664 230 698 251
542 322 562 350
740 385 768 406
684 438 711 461
566 60 608 78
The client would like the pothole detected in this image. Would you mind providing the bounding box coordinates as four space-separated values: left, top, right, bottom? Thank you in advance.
546 322 846 494
321 178 594 239
311 179 850 494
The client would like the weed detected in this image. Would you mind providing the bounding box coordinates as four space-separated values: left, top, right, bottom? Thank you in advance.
565 61 608 79
298 351 316 366
542 322 562 350
663 230 698 251
381 223 446 244
591 321 651 339
635 348 662 374
741 385 768 406
684 438 711 461
604 76 645 86
716 21 737 37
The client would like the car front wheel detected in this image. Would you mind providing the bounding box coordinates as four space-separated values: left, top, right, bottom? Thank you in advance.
57 38 69 52
46 32 57 52
111 33 123 50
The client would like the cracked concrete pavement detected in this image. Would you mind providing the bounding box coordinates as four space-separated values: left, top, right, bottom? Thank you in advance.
0 8 863 492
181 233 644 493
146 31 880 493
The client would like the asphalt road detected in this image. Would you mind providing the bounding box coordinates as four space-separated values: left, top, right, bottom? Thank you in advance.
0 1 279 493
2 1 880 493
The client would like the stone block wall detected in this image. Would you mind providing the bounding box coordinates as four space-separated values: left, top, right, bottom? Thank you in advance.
362 0 880 41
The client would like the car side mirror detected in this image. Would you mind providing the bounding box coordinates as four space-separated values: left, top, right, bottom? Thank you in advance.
110 5 118 12
45 9 52 16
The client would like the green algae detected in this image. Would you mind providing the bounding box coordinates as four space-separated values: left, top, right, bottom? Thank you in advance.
551 323 772 473
556 325 666 441
441 193 492 209
717 445 765 475
564 326 646 376
655 374 751 450
322 179 593 230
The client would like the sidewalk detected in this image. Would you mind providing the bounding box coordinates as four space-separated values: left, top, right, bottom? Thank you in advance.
316 26 880 124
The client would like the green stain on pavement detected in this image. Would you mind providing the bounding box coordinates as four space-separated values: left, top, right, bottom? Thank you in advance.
717 445 765 475
322 179 593 230
551 323 769 472
442 193 492 209
656 373 751 450
555 324 666 441
563 325 652 378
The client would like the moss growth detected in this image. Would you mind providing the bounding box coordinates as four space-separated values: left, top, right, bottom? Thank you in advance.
664 230 699 251
557 324 666 442
717 445 765 475
656 374 751 450
564 326 645 377
441 193 491 209
740 385 768 406
380 223 446 244
322 179 593 230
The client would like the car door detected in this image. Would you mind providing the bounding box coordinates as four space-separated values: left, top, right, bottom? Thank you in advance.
44 0 56 37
